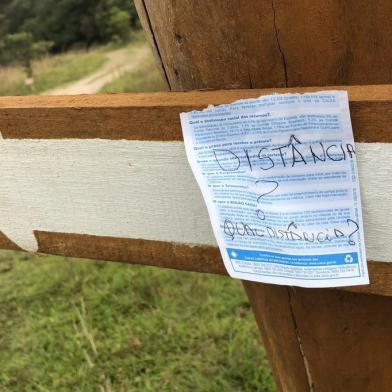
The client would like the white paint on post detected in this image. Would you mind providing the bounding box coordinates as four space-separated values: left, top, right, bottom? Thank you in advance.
0 138 215 252
357 143 392 263
0 136 390 263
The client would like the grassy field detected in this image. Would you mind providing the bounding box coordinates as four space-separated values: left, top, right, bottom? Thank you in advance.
100 30 166 94
0 50 106 96
100 54 167 93
0 252 275 391
0 35 275 391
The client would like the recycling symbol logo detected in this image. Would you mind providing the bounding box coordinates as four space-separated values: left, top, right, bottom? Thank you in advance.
345 254 354 263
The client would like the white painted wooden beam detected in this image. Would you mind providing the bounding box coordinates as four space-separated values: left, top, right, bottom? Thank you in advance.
0 87 392 296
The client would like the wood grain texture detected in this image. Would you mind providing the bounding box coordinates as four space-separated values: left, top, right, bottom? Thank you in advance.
141 0 392 89
140 0 285 90
35 232 225 275
289 287 392 391
1 85 392 142
273 0 392 87
242 279 392 391
133 0 170 89
243 282 312 391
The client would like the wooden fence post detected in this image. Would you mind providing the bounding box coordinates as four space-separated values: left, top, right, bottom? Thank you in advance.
135 1 392 390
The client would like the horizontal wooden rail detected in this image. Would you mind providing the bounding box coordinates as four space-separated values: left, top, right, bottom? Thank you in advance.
1 84 392 142
0 85 392 296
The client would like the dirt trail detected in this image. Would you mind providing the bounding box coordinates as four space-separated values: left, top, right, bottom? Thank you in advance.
44 45 150 95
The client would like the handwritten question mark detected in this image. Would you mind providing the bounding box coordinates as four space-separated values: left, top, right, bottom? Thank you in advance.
347 218 359 245
255 179 279 221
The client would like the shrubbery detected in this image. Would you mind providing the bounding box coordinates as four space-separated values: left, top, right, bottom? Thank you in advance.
0 0 139 67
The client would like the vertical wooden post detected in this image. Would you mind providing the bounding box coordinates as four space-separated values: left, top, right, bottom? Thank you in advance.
135 1 392 390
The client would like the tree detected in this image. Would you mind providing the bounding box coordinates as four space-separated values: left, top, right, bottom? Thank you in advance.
0 0 140 60
3 32 52 77
95 1 131 43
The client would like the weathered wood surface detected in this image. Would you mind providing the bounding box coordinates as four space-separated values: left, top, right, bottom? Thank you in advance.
243 282 311 391
2 84 392 142
245 282 392 391
288 287 392 391
135 0 392 90
0 87 392 298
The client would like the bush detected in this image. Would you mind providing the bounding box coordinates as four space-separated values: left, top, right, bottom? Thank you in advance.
0 0 139 63
2 32 52 77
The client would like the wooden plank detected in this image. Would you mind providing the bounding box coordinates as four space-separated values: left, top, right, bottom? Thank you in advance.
35 233 225 275
0 85 392 142
0 87 391 297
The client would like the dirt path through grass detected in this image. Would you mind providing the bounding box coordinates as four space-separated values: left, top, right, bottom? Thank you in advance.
44 45 151 95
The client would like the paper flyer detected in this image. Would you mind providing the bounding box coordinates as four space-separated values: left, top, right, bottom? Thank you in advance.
180 91 368 288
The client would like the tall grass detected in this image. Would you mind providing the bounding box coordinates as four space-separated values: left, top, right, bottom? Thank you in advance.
0 50 106 96
100 54 167 93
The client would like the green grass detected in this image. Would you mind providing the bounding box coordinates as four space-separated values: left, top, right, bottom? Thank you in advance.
99 32 167 94
100 53 167 93
0 50 106 96
0 251 275 391
99 30 147 53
